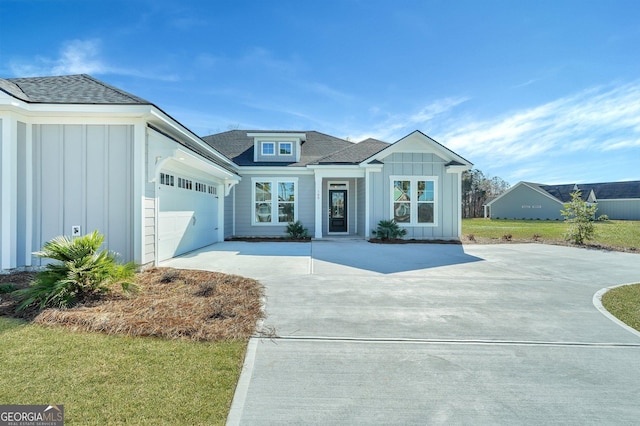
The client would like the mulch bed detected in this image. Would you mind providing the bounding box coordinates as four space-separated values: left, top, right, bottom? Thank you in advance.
0 268 264 341
226 237 311 242
369 238 462 245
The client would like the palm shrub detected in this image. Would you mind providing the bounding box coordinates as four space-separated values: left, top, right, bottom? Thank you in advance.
371 220 407 240
561 191 598 245
14 231 136 311
286 221 308 239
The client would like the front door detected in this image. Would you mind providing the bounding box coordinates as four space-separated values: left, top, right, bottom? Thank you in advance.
329 189 347 233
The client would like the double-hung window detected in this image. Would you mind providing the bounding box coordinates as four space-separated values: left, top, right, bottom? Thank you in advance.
390 176 437 226
252 178 298 225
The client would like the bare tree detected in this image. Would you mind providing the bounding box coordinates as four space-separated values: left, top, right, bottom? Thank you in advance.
462 169 510 218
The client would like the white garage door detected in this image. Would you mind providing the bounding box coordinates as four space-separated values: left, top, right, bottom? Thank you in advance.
158 176 219 261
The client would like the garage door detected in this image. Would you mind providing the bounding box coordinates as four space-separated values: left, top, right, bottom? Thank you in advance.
158 174 219 261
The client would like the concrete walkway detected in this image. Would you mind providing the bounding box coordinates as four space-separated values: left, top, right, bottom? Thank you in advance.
162 241 640 425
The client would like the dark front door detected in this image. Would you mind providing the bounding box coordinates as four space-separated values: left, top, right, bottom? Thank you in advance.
329 190 347 233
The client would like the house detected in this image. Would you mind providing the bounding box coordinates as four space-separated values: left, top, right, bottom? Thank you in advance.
1 73 472 272
484 181 640 220
202 129 472 240
1 74 239 271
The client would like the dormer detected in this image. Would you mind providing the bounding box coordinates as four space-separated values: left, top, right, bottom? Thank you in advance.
248 132 305 163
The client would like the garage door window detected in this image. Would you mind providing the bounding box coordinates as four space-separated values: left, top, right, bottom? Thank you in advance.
252 177 298 225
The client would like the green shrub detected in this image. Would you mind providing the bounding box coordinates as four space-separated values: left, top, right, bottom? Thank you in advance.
561 191 598 245
14 231 137 311
597 214 609 222
0 283 17 294
371 220 407 240
286 221 308 239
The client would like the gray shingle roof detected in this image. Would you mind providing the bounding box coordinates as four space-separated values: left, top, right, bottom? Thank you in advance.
316 138 390 164
1 74 237 176
2 74 149 104
202 130 357 166
533 181 640 202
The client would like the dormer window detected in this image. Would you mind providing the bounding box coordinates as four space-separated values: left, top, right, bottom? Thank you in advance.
279 142 292 155
249 132 306 163
261 142 275 156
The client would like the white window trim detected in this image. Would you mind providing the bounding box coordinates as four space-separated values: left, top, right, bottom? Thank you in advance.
278 141 293 155
261 141 276 156
389 175 438 227
251 177 299 226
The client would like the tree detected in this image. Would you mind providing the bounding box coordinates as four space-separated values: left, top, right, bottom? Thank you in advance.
560 191 598 245
462 169 510 218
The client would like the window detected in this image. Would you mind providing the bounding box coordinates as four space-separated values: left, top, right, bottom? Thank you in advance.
261 142 275 156
208 185 217 195
177 177 193 190
252 178 298 225
279 142 292 155
390 176 437 225
160 173 174 186
195 182 207 193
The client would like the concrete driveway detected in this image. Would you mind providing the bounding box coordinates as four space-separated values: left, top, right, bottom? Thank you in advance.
162 240 640 425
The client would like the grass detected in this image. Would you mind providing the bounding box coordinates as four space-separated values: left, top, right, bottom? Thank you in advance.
0 317 245 425
462 219 640 251
601 284 640 332
0 267 264 424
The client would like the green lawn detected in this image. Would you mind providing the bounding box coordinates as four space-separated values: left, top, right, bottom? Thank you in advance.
0 317 245 425
462 219 640 250
601 284 640 332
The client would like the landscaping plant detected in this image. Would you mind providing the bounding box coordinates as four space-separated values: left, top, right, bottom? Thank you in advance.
560 191 598 245
371 219 407 240
286 221 308 239
14 231 136 311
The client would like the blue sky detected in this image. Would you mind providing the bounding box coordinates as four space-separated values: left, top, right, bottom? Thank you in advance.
1 0 639 185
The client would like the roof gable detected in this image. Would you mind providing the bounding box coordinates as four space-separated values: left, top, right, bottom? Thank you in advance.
364 130 473 167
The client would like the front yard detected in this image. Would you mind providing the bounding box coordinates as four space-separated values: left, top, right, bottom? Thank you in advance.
0 267 263 425
462 219 640 251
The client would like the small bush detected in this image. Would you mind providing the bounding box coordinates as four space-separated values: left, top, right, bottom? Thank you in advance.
160 269 181 283
371 220 407 240
466 234 476 241
0 283 17 294
14 231 137 311
286 221 308 239
532 234 542 241
502 234 513 241
597 214 609 222
193 282 217 297
561 191 598 244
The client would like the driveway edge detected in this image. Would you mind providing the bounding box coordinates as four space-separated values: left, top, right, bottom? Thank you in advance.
593 283 640 339
226 338 258 426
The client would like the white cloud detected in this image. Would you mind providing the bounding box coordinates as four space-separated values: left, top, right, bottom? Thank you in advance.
350 96 470 142
439 81 640 164
9 38 178 81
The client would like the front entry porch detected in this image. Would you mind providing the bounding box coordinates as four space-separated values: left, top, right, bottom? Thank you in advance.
312 172 367 239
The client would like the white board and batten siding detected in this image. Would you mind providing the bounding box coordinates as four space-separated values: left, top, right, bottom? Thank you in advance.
32 124 134 265
370 152 460 240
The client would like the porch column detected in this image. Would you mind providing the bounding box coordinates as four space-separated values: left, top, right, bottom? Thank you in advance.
314 174 323 239
364 168 371 238
1 115 18 269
